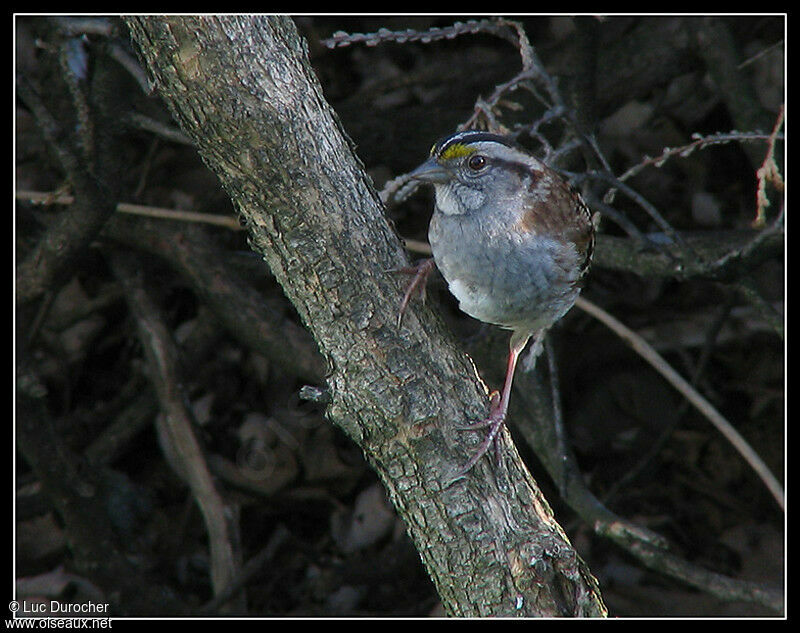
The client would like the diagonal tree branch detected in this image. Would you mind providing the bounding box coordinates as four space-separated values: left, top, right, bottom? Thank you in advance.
125 15 606 617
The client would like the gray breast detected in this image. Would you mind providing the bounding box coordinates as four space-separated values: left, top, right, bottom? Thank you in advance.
429 212 580 331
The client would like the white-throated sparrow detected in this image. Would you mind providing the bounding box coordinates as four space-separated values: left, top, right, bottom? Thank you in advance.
401 130 596 476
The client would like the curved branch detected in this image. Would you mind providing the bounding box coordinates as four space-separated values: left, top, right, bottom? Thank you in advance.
108 251 244 609
575 296 784 511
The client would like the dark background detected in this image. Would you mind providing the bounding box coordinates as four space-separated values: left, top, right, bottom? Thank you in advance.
15 15 784 617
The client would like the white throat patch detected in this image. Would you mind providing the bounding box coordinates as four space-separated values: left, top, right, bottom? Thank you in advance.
434 183 485 215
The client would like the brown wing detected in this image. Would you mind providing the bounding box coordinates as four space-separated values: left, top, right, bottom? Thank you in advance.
516 164 596 277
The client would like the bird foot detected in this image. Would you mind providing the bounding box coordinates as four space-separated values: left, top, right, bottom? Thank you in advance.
391 258 436 327
450 391 508 480
454 391 501 430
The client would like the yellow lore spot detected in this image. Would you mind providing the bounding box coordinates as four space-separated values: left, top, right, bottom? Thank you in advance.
437 143 476 161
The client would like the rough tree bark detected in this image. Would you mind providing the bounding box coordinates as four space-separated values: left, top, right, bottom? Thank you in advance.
125 15 606 617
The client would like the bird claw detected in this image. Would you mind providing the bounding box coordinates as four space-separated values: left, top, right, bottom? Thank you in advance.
393 258 435 327
450 398 508 479
453 391 501 430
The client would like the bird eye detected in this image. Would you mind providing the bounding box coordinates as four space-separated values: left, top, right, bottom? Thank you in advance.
467 154 487 171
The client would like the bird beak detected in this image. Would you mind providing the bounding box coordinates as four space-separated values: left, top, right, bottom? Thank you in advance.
407 158 451 184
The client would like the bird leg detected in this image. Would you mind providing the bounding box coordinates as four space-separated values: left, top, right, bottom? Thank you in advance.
454 331 532 477
391 257 436 327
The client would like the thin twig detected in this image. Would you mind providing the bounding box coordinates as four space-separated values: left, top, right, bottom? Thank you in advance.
16 189 242 230
574 296 784 511
544 337 569 493
322 19 517 50
585 170 692 254
754 105 785 227
617 131 782 184
601 297 736 504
